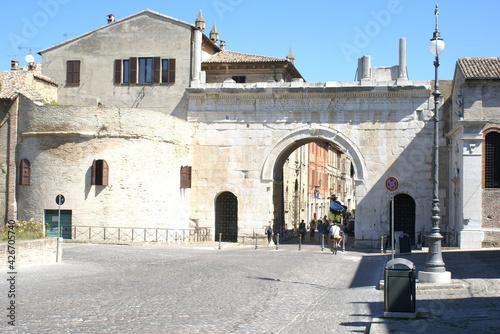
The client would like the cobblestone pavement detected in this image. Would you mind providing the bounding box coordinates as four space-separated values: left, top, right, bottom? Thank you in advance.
369 249 500 334
4 241 386 333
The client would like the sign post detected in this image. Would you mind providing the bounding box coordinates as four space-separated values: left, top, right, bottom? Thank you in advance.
385 177 399 259
55 194 65 263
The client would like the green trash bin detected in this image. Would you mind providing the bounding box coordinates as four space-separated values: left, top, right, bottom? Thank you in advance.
384 258 416 317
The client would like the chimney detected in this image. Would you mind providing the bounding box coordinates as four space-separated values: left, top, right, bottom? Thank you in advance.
11 60 19 71
106 14 115 24
219 40 226 50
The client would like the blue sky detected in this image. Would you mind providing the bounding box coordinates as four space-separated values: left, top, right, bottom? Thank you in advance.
1 0 499 82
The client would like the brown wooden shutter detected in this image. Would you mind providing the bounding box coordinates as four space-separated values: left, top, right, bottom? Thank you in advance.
19 159 31 185
114 59 122 84
66 60 81 85
91 159 96 185
153 57 161 83
180 166 191 188
73 61 80 84
129 57 137 84
66 61 73 83
168 59 176 83
101 160 109 186
91 159 109 186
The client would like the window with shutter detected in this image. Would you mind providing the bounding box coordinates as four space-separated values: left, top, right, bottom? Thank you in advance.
114 59 121 84
19 159 31 186
168 58 176 83
91 159 109 186
66 60 80 85
180 166 192 188
114 57 175 85
129 57 137 84
139 57 153 83
153 57 161 83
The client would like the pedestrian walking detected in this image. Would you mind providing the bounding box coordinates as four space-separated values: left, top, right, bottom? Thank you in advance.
309 219 316 241
265 221 273 246
298 220 306 242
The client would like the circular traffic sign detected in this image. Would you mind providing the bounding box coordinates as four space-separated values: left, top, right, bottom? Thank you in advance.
385 177 399 192
55 194 65 205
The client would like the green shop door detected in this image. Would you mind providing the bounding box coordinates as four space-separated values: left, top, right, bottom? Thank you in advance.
45 210 72 239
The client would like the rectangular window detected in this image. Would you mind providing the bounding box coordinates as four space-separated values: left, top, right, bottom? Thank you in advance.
91 159 109 186
180 166 192 188
123 59 130 83
66 60 80 85
139 58 153 83
19 159 31 186
114 57 175 84
232 76 246 83
162 59 169 83
162 59 176 83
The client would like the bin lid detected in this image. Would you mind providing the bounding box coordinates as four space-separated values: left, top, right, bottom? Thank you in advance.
385 258 415 270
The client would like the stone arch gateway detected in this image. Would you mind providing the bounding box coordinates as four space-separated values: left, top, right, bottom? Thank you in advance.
187 83 435 247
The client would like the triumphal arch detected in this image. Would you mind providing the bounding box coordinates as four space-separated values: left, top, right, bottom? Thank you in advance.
187 79 436 248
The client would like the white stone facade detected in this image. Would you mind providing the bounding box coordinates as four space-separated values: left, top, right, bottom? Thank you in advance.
187 82 440 246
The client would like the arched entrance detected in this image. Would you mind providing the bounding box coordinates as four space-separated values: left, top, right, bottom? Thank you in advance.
394 194 416 244
263 127 365 235
215 191 238 242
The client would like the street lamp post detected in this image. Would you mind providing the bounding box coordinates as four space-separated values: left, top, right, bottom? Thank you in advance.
420 4 451 283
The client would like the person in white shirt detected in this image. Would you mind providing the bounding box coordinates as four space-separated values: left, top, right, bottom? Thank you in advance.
329 222 343 251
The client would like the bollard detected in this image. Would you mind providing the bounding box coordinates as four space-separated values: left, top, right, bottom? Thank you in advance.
56 237 63 263
299 234 302 251
218 233 221 250
321 234 324 251
275 233 279 250
342 232 346 252
381 235 384 253
255 235 258 250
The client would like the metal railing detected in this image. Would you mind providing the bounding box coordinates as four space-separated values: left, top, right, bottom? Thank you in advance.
72 226 212 243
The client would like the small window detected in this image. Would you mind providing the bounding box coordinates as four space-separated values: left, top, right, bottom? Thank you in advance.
19 159 31 185
232 76 246 83
162 59 176 83
66 60 80 85
180 166 192 188
91 159 109 186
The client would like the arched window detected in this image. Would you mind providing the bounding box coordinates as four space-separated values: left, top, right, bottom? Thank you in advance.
485 132 500 188
91 159 109 186
19 159 31 185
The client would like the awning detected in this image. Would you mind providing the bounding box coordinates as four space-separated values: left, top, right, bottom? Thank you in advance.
330 201 347 211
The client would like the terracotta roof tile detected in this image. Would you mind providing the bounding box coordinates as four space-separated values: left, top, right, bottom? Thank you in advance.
203 50 289 64
458 57 500 79
0 67 57 100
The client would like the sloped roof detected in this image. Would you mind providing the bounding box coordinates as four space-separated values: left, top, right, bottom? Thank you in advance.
39 9 196 54
0 67 57 100
457 57 500 79
203 50 290 64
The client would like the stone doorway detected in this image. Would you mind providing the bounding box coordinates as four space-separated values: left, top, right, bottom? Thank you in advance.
215 191 238 242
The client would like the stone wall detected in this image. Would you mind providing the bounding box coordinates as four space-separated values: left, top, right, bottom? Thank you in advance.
16 96 193 231
0 238 57 267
